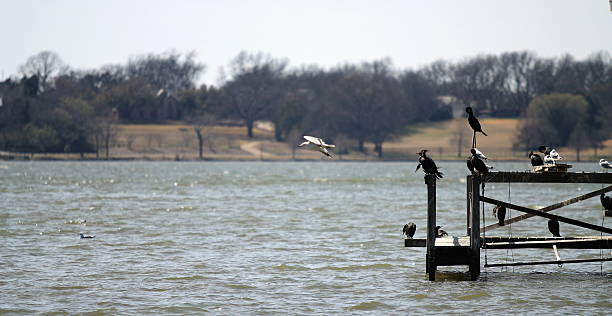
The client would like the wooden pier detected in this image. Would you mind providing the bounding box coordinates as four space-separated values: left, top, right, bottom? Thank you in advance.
407 172 612 281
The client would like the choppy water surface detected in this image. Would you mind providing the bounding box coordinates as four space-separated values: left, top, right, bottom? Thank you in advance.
1 161 610 315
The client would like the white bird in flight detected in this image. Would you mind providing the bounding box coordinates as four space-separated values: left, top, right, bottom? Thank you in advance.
600 158 611 169
298 135 335 158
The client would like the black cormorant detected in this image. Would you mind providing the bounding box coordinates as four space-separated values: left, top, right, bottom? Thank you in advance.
403 222 417 239
435 226 448 237
547 219 561 237
493 205 506 226
601 194 612 211
416 150 443 179
529 151 544 167
466 107 487 147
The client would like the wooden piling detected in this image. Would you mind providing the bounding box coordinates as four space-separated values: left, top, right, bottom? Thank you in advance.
469 174 481 280
425 174 437 281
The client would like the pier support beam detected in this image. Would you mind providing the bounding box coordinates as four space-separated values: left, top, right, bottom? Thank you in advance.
425 174 437 281
469 175 481 281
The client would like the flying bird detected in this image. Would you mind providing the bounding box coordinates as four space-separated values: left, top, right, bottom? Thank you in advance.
298 135 335 158
529 151 544 167
601 194 612 211
599 158 611 170
547 219 561 237
403 222 417 239
435 226 448 237
466 106 487 147
79 233 95 239
493 205 506 226
415 150 443 179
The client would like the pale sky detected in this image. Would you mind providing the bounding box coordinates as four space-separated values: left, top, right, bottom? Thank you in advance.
1 0 611 86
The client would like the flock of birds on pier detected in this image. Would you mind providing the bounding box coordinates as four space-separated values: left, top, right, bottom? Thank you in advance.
294 107 611 240
403 106 612 239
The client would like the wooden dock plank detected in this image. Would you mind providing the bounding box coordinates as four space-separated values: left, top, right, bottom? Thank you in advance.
484 238 612 249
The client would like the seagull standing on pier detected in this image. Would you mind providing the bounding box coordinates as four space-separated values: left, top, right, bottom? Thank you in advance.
403 222 417 239
549 149 562 160
472 148 487 160
547 219 561 237
298 135 335 158
599 159 611 170
543 155 555 165
469 148 491 174
466 107 487 147
529 151 544 167
415 150 443 179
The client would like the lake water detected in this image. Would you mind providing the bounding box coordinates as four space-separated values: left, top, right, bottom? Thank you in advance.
1 161 610 315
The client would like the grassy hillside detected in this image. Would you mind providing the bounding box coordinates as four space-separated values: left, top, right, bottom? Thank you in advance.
18 118 612 161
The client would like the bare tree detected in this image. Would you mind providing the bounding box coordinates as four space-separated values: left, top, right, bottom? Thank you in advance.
19 51 68 92
222 51 288 137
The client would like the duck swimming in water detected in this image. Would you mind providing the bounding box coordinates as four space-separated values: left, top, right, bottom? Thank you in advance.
79 233 95 239
599 159 611 170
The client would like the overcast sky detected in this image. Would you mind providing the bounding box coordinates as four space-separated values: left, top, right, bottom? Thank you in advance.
1 0 611 85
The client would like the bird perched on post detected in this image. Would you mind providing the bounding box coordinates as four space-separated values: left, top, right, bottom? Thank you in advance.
403 222 417 239
493 205 506 226
415 150 443 179
469 148 491 174
298 135 335 158
529 151 544 167
599 158 611 170
601 194 612 211
547 219 561 237
472 147 487 160
465 107 487 147
435 226 448 237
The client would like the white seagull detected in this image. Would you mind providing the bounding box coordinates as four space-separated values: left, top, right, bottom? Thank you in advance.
298 136 335 158
600 159 612 170
472 148 487 160
549 149 562 160
544 155 555 165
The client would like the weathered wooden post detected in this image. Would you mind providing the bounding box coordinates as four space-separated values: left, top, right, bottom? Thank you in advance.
469 174 481 280
466 175 472 235
425 174 437 281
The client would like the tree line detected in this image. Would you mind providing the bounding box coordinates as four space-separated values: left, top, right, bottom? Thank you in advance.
0 50 611 158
